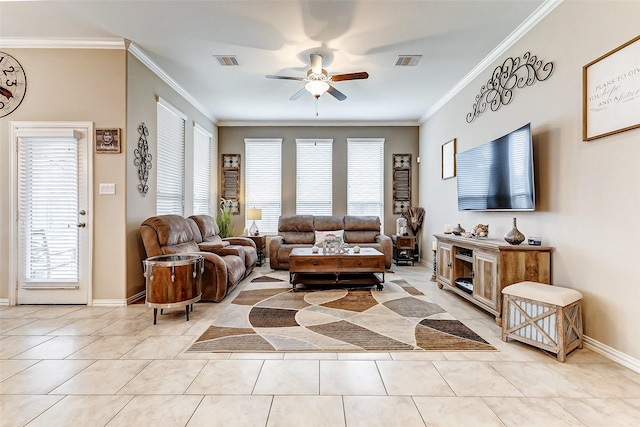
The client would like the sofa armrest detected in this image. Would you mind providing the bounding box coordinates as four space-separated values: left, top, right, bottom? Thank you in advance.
209 246 244 258
224 237 256 249
187 251 229 302
269 235 284 269
376 234 393 269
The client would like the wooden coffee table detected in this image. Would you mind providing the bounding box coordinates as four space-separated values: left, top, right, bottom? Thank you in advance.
288 247 385 292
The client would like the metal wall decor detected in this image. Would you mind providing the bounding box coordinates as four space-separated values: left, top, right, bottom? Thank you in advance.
134 122 152 197
466 52 554 123
392 154 411 214
221 154 241 215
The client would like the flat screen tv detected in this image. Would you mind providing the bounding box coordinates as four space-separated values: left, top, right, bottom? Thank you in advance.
457 123 535 211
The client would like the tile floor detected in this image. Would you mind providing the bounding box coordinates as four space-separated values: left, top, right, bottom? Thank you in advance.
1 264 640 426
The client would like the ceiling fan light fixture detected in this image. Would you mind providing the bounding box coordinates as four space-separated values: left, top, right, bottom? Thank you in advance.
305 80 330 98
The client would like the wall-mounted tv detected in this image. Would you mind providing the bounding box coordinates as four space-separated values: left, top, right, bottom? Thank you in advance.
457 123 535 211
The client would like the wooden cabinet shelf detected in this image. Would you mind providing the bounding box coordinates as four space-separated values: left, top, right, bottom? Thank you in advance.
435 234 553 326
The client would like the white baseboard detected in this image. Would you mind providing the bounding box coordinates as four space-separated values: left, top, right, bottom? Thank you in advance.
584 335 640 374
0 298 9 306
127 290 146 304
92 299 129 307
92 291 145 307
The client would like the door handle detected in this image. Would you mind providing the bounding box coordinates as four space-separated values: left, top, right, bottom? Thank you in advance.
79 210 86 216
77 222 86 228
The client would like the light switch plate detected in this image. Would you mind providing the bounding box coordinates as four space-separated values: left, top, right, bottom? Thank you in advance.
99 183 116 195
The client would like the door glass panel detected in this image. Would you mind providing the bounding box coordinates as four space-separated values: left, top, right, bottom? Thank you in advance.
18 137 79 284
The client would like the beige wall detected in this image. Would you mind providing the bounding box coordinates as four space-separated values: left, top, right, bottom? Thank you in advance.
125 52 216 298
419 1 640 359
0 48 127 301
218 126 419 239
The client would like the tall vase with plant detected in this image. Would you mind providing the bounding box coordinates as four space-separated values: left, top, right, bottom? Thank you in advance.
217 198 235 238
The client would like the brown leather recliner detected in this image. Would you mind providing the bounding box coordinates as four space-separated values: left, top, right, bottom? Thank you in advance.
140 215 246 302
188 215 257 276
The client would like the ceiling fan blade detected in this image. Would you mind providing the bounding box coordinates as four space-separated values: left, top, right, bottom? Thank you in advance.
327 85 347 101
330 72 369 82
265 75 304 81
289 88 307 100
310 54 323 75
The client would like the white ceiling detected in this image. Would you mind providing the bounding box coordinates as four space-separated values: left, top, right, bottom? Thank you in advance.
0 0 549 124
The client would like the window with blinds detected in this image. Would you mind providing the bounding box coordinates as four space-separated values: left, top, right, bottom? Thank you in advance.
18 137 79 282
296 139 332 215
156 98 186 215
193 124 212 215
244 139 282 234
347 138 385 231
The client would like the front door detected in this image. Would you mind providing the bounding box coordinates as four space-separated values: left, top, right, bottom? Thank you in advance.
12 122 92 305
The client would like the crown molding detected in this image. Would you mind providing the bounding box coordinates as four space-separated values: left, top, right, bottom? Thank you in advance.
419 0 563 124
217 120 419 127
127 42 216 122
0 37 126 49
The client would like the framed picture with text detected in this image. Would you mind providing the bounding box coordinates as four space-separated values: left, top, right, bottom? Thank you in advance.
95 128 121 153
583 35 640 141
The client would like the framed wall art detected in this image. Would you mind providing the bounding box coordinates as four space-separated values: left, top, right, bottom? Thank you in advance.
95 128 121 153
441 138 456 179
583 35 640 141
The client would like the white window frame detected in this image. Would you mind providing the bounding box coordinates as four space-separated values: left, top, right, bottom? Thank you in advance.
244 138 282 234
347 138 385 233
296 139 333 215
156 97 186 215
193 123 213 215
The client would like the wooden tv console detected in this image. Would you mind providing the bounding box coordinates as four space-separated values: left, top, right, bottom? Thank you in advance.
434 234 553 326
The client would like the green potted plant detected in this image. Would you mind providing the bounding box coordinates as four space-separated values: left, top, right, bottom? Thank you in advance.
216 198 235 238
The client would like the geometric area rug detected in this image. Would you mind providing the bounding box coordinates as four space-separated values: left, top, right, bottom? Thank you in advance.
187 274 495 352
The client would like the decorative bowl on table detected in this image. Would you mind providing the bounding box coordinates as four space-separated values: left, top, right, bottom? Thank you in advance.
471 224 489 239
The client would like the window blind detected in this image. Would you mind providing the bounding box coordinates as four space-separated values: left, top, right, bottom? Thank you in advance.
193 124 212 215
156 99 185 215
296 139 332 215
244 139 282 234
18 137 79 282
347 138 385 232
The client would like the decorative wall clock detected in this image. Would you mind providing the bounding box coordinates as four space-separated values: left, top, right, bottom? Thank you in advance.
0 52 27 118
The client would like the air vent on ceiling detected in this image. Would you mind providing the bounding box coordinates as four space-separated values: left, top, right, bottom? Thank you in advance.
215 55 239 66
395 55 422 66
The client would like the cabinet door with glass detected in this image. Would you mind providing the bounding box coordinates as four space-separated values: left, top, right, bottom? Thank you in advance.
472 251 499 310
436 242 453 287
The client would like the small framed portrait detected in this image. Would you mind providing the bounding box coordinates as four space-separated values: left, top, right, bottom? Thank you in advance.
95 128 121 153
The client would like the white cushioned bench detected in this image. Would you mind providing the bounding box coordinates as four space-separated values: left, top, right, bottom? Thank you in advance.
502 281 583 362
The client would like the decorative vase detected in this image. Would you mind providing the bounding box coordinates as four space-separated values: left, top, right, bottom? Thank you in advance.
504 217 525 245
452 223 465 235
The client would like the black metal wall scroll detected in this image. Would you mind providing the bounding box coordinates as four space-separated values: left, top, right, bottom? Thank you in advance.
134 122 152 196
466 52 554 123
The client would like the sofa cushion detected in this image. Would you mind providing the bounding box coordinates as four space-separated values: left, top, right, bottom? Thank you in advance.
143 214 195 247
344 230 378 243
344 216 381 231
161 241 200 254
281 231 315 244
314 216 344 231
315 230 344 244
278 215 314 232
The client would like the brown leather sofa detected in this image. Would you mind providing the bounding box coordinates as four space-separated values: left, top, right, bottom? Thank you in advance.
140 215 246 302
269 215 393 270
188 214 258 275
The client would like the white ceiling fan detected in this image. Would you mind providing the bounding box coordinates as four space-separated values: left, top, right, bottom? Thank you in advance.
266 53 369 101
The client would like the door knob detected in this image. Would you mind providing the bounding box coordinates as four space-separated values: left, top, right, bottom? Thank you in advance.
77 222 86 228
79 210 86 215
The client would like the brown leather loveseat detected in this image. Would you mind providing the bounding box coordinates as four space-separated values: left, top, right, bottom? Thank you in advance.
188 214 258 275
140 215 246 302
269 215 393 270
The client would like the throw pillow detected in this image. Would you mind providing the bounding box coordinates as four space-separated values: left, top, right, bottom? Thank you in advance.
315 230 344 245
